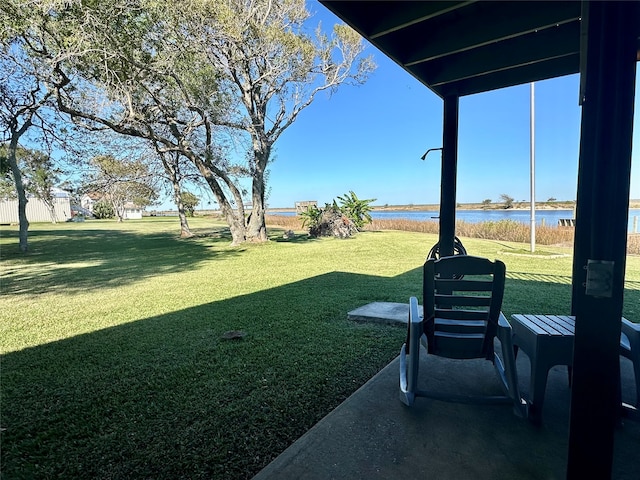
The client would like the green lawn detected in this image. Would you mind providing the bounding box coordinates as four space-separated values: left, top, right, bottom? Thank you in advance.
1 218 639 479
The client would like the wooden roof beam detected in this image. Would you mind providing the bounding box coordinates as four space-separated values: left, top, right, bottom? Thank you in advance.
368 1 474 39
321 1 473 39
417 21 580 87
384 1 581 66
428 55 580 97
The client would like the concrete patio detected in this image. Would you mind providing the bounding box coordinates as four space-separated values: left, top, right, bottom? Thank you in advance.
253 304 640 479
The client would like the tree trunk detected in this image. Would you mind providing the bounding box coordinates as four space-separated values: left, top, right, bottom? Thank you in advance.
194 163 247 245
177 208 192 238
246 151 268 242
216 195 247 245
115 203 124 222
8 140 29 252
246 181 267 242
170 172 193 238
160 152 193 238
192 157 248 245
45 201 57 224
228 213 248 246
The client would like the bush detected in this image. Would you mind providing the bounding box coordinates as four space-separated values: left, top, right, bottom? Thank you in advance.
337 191 375 229
310 205 358 238
180 191 199 217
299 203 357 238
93 200 114 219
299 204 323 231
298 191 374 238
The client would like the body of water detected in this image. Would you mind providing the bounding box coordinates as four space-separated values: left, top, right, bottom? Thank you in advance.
269 208 640 233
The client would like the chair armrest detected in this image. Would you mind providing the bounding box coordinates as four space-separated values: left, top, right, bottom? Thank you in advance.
400 297 423 403
409 296 422 325
407 297 423 353
498 312 512 331
622 317 640 339
621 318 640 354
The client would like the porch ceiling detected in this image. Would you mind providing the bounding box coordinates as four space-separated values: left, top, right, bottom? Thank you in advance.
320 1 639 98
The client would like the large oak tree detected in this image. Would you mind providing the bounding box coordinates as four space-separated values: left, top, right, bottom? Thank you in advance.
3 0 373 245
0 17 61 251
193 0 375 241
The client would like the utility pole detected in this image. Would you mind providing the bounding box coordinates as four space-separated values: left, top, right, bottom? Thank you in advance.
530 82 536 253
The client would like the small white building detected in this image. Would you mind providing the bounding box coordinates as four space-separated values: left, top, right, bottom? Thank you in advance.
81 193 144 219
80 192 102 212
123 202 143 219
0 189 71 224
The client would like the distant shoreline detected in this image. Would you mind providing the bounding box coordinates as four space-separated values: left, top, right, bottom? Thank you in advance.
369 202 577 212
266 202 579 213
152 200 640 215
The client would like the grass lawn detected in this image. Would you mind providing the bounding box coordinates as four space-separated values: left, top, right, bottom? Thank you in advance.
2 217 639 479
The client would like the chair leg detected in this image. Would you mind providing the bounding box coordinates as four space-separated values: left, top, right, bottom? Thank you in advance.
626 349 640 409
620 351 640 421
496 318 527 418
621 319 640 409
399 343 416 406
399 297 422 406
528 361 552 425
634 359 640 409
629 341 640 408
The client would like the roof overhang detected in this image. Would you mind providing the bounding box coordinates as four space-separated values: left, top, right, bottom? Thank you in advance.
320 1 639 98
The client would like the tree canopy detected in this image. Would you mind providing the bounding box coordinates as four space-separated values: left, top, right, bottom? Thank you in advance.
0 144 61 220
84 154 158 222
500 193 514 209
180 191 200 217
1 0 374 245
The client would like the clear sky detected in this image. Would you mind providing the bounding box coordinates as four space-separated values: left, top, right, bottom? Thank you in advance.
254 1 640 209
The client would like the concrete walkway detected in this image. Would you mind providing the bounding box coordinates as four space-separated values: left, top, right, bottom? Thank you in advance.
347 302 419 325
254 304 640 479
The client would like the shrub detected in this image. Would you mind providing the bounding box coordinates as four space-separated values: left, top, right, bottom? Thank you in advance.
297 191 375 238
337 191 375 229
299 203 357 238
309 204 358 238
180 191 199 217
93 200 114 219
299 204 323 231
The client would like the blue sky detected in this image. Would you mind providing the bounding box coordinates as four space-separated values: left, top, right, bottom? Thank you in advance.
256 2 640 209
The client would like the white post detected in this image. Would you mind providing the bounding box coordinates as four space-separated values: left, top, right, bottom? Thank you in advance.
530 82 536 252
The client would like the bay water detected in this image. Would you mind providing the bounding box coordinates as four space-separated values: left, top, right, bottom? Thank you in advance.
270 208 640 233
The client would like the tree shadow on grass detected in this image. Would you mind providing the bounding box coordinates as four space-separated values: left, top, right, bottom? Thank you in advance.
0 269 420 480
0 226 240 297
2 269 638 480
507 271 573 285
269 232 320 244
505 271 640 320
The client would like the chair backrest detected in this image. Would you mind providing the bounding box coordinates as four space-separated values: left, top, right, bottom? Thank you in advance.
423 255 506 360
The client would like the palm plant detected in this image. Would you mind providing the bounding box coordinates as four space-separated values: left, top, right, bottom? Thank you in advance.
337 191 376 229
299 204 323 229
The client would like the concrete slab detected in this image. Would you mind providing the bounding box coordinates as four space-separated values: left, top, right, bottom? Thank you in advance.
253 347 640 480
347 302 422 326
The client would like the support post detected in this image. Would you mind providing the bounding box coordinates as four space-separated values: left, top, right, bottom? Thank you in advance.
439 96 459 257
568 2 638 478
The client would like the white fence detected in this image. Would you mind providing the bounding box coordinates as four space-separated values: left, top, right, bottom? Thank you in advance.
0 197 72 224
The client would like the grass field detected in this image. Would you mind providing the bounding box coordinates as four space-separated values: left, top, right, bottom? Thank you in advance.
2 217 639 479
